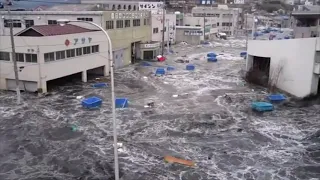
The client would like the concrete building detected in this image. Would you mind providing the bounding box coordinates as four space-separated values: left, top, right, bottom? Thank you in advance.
291 6 320 38
151 13 177 44
182 15 218 39
175 26 203 45
246 37 320 98
0 8 154 66
0 24 109 93
191 5 241 36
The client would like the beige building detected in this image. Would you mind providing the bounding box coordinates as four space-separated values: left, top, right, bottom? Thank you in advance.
0 25 109 93
0 7 154 67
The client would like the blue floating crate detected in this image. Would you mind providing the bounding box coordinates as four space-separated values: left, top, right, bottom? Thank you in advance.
207 52 217 57
240 52 247 57
155 68 166 75
82 96 102 109
186 64 195 71
92 82 108 88
141 61 152 66
207 57 217 62
284 36 290 39
167 66 175 71
115 98 128 108
267 94 286 102
251 102 273 112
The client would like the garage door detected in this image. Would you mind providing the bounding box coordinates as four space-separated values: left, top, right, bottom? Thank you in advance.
6 79 38 92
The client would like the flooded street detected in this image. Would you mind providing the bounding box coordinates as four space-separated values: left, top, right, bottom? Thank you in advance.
0 38 320 180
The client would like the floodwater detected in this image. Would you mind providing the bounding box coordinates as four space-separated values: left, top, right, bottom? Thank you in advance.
0 38 320 180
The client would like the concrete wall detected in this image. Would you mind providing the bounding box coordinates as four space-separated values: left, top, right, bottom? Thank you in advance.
0 31 109 92
176 27 201 45
247 38 319 98
151 13 176 43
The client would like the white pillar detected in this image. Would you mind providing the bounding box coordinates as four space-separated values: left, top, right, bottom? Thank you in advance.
104 65 109 76
82 70 87 82
39 79 47 93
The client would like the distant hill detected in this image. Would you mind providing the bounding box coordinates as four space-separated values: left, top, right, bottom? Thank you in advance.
0 0 80 10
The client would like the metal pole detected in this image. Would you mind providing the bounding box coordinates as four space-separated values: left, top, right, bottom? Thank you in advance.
203 13 206 41
245 13 248 50
161 6 166 56
251 16 255 39
166 20 170 54
69 20 119 180
7 6 21 104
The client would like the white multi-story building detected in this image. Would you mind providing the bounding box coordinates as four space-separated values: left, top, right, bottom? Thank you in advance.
191 5 240 36
151 13 176 44
182 15 218 39
0 25 109 93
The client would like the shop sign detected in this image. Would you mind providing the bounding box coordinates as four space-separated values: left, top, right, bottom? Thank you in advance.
184 30 203 36
111 12 148 19
65 37 92 46
138 2 163 10
143 43 160 48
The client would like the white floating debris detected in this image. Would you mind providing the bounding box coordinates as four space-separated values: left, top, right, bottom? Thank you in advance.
164 82 169 84
172 94 178 98
118 148 124 153
95 78 100 80
76 96 83 99
113 142 123 148
144 105 150 108
143 76 148 79
252 89 255 92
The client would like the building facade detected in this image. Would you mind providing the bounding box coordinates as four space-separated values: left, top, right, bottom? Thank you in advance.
182 15 218 40
291 6 320 38
175 26 203 45
247 38 320 98
191 6 240 36
151 13 177 44
0 9 154 67
0 25 109 93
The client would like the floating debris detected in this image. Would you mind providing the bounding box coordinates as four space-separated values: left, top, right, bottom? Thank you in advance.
164 155 195 167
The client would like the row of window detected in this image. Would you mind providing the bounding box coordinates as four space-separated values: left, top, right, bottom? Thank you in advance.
3 17 94 28
193 13 234 18
106 19 149 29
44 45 99 62
0 51 37 63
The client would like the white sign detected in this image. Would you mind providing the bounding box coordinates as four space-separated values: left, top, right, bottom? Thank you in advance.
184 30 203 36
234 0 244 4
138 2 163 10
111 12 148 19
144 43 160 48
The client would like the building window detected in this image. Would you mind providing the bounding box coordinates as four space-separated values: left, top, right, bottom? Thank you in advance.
153 28 158 34
16 53 24 62
116 20 123 28
56 51 65 60
0 51 10 61
76 48 82 56
25 20 34 28
92 45 99 53
66 49 75 58
106 20 114 29
48 20 57 25
217 22 219 26
185 24 190 26
164 27 166 32
222 22 232 26
83 46 91 55
196 25 201 27
144 19 147 25
4 19 22 28
125 20 130 27
25 54 37 63
77 18 93 22
146 19 150 25
44 52 55 62
133 19 140 27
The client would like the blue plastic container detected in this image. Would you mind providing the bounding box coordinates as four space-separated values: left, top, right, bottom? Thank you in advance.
267 94 286 102
92 83 108 88
207 52 217 57
251 102 273 112
207 57 217 62
141 61 152 66
155 68 165 75
284 36 290 39
167 66 175 71
82 96 102 109
186 64 195 71
240 52 247 57
115 98 128 108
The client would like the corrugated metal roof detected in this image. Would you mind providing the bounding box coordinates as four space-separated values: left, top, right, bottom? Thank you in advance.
15 24 97 36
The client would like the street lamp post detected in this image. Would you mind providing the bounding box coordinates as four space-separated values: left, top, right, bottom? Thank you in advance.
57 19 119 180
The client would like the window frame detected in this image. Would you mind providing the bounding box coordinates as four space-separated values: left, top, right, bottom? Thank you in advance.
116 20 124 28
44 52 55 62
0 51 10 61
66 49 76 58
83 46 91 55
125 20 130 27
55 51 66 60
92 45 99 53
16 53 25 62
48 20 57 25
106 20 114 29
25 54 37 63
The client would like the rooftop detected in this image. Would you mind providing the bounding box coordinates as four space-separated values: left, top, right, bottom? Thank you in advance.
46 4 100 11
15 24 98 37
292 5 320 16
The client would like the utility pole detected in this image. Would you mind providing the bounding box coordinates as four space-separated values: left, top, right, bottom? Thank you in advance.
245 13 248 50
166 20 170 54
161 3 166 56
203 12 206 41
7 4 21 104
